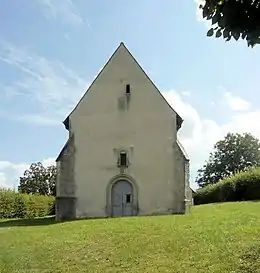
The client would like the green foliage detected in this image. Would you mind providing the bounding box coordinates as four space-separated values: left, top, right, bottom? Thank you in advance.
0 188 55 219
18 162 57 196
196 132 260 188
194 167 260 205
201 0 260 47
14 193 26 218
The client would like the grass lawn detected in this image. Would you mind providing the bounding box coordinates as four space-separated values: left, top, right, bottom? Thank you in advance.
1 202 260 273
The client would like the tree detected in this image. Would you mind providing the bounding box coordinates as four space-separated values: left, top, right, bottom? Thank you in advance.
18 162 57 196
196 132 260 187
200 0 260 47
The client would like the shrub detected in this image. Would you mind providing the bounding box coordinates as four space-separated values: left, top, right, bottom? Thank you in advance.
0 188 17 218
48 199 56 216
0 188 55 219
194 167 260 205
14 193 27 218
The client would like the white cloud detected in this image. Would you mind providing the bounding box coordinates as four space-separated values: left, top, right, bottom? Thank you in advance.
0 41 88 125
42 157 56 167
162 90 260 189
0 158 56 189
223 91 250 111
0 161 30 189
0 172 9 188
0 161 29 175
36 0 84 26
181 91 191 97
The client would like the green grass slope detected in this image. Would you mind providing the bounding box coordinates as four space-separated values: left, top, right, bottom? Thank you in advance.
1 202 260 273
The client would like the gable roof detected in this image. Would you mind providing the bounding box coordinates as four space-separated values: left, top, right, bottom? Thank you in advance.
63 42 183 131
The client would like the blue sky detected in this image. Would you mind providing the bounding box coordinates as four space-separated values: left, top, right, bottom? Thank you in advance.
1 0 260 190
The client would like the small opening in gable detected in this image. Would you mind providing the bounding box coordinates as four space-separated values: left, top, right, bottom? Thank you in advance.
119 152 127 166
126 84 131 94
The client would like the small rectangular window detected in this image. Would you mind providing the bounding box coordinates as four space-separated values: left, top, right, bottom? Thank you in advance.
120 152 127 166
126 194 131 203
126 84 131 94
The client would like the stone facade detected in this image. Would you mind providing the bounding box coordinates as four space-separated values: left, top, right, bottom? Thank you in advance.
173 140 190 214
56 135 76 221
55 42 191 221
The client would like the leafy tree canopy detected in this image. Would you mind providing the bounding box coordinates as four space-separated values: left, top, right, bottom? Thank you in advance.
200 0 260 47
18 162 56 196
196 132 260 187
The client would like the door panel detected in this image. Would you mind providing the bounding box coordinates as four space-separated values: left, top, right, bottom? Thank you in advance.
111 180 133 217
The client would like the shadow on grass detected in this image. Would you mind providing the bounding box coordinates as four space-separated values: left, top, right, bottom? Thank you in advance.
0 216 106 228
238 243 260 273
0 216 56 228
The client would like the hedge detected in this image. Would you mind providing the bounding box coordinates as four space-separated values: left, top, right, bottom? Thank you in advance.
0 188 55 219
194 167 260 205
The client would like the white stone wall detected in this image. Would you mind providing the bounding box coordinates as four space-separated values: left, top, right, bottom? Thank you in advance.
62 44 188 218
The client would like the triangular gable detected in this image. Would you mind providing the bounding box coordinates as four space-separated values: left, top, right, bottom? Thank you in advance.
63 42 183 131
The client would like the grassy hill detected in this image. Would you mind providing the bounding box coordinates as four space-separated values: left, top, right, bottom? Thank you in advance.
1 202 260 273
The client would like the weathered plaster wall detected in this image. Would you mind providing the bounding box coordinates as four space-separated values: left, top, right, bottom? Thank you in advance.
56 135 76 221
56 44 189 219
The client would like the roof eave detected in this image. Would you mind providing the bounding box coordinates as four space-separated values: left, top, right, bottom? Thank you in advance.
56 139 69 162
177 114 183 131
63 117 69 131
176 139 189 161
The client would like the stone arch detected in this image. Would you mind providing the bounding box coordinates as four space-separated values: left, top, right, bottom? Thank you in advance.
106 174 138 217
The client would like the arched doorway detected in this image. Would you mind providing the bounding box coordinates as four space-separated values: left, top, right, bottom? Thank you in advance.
111 180 133 217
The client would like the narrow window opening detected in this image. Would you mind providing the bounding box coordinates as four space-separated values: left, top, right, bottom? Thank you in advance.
126 84 131 94
126 194 131 203
119 152 127 166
